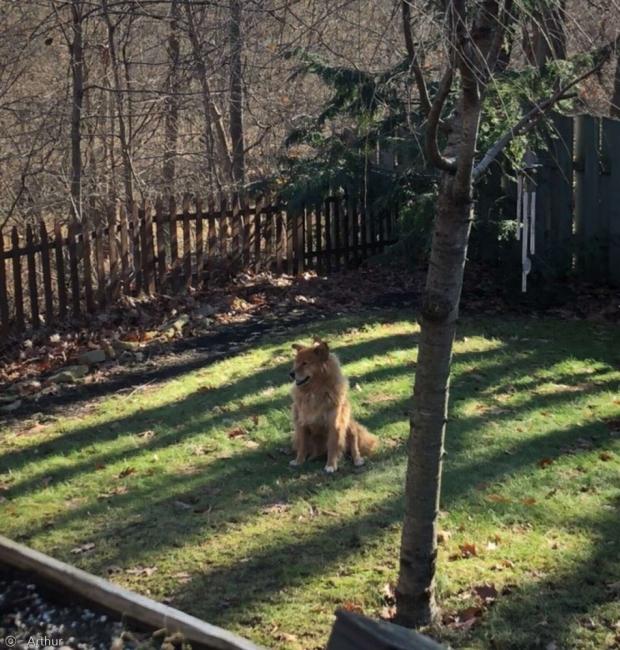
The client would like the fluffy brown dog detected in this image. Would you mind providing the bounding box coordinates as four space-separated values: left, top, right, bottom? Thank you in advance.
289 338 378 472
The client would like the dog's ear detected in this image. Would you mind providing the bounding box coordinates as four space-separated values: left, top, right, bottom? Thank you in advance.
313 340 329 360
292 343 304 352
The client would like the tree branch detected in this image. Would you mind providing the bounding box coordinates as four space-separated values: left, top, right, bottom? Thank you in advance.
425 65 457 173
473 40 618 180
401 1 431 116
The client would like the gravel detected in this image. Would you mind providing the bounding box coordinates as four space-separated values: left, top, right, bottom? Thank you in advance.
0 566 188 649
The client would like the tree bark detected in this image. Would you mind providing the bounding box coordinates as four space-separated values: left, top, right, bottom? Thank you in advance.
163 0 181 198
395 108 477 626
229 0 245 187
396 0 496 627
611 51 620 118
69 0 84 221
183 0 233 189
102 0 133 207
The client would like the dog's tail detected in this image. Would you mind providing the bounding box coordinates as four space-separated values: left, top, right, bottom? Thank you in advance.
351 419 379 455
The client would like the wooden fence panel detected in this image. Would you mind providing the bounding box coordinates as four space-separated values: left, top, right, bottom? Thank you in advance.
601 118 620 286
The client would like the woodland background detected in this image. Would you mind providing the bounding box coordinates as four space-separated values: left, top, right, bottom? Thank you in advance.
1 0 620 232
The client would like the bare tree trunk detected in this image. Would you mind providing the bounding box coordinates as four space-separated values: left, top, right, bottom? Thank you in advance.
183 0 233 188
163 0 181 198
395 109 477 626
523 0 566 68
102 0 133 207
69 0 84 221
229 0 245 187
396 0 500 627
612 51 620 118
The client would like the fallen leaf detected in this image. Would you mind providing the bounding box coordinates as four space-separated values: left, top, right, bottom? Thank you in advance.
137 430 156 440
71 542 95 554
458 542 478 558
437 529 452 545
538 457 554 469
521 497 537 506
118 466 137 478
126 565 157 577
486 493 511 503
341 601 364 614
473 583 498 602
600 451 613 461
227 426 247 439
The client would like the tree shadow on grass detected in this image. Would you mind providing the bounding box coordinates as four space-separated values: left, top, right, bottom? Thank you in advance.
2 314 618 648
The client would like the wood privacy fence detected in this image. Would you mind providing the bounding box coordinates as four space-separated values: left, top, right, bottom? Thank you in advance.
0 195 396 334
476 113 620 285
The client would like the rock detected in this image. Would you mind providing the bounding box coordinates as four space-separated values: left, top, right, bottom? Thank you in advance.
78 349 106 365
49 365 89 384
172 314 190 332
112 339 141 352
134 352 145 363
103 341 116 359
195 304 216 318
49 333 61 344
16 379 42 395
0 393 19 404
0 399 21 413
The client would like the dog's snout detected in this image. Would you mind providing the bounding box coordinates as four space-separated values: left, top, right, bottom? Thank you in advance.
289 370 295 380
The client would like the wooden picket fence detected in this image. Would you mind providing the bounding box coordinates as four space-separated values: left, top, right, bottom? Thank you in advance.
0 195 396 335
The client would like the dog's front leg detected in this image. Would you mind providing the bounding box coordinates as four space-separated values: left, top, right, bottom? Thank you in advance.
290 423 308 467
325 420 345 473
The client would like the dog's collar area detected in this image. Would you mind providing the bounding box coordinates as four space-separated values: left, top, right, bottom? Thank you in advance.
295 376 310 386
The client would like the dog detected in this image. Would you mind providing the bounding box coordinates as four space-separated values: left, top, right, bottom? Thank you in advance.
289 338 378 473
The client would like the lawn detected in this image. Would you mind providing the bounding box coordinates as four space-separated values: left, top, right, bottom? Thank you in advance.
1 311 619 649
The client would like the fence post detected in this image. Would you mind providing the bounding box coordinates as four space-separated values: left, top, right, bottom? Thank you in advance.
39 221 54 327
182 195 192 288
54 222 67 319
82 217 95 313
108 203 120 301
10 227 24 330
601 117 620 286
68 222 81 318
575 115 602 279
25 225 39 328
169 196 179 291
0 232 10 334
195 197 205 287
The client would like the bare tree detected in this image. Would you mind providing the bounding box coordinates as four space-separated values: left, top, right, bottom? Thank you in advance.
183 0 233 190
162 0 181 198
101 0 134 207
395 0 617 627
612 50 620 117
229 0 245 186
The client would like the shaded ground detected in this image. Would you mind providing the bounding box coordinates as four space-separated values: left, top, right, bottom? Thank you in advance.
1 311 619 649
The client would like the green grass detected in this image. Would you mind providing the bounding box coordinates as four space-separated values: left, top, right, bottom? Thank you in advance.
1 311 619 650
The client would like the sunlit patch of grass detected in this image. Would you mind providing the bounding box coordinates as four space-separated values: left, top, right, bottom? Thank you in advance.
1 312 619 649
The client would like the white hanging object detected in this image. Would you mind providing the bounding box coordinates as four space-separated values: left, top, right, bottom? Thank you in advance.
516 151 540 293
